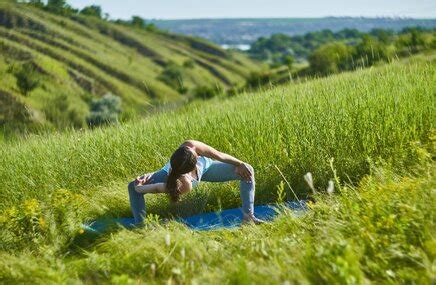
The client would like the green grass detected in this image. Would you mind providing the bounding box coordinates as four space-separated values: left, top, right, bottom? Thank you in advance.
0 57 434 284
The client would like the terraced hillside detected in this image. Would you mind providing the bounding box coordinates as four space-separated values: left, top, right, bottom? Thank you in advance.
0 2 261 132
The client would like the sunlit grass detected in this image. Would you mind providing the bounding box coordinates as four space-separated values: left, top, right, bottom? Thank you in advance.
0 57 434 284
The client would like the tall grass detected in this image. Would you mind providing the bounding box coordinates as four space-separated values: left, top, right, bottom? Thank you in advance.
0 58 434 284
0 159 434 284
0 58 433 212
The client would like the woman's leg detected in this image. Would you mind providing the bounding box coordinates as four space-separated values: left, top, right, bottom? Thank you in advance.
128 169 168 224
128 180 146 224
201 161 255 215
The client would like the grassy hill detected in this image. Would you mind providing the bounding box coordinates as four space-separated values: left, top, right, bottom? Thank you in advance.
0 55 434 283
0 2 261 134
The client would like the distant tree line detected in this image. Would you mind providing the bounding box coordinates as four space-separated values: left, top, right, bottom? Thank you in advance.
249 27 436 75
16 0 158 32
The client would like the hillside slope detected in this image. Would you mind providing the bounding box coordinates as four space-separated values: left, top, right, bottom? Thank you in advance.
0 57 433 284
0 55 433 209
0 2 261 132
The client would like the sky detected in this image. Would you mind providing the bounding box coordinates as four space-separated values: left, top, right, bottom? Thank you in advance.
67 0 436 20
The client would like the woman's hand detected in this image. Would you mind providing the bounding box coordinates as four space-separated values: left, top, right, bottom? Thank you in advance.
235 162 253 182
134 174 152 186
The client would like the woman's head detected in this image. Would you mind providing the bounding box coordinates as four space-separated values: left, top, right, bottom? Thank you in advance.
165 146 197 202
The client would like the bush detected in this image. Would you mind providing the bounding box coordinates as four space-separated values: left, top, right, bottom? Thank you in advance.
158 63 187 94
308 42 354 75
395 28 429 55
0 189 87 253
45 0 77 15
354 35 391 67
11 62 40 96
43 93 86 129
79 5 102 18
245 71 272 88
192 85 223 100
183 59 195 69
86 93 122 127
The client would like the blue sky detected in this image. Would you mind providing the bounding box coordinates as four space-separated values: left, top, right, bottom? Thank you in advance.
68 0 436 20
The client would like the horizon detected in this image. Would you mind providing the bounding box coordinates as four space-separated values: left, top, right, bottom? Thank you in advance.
148 16 436 21
67 0 436 20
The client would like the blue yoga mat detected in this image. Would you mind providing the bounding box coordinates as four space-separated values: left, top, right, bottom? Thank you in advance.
82 200 307 233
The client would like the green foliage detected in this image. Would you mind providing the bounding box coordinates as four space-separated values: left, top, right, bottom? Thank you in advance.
86 93 122 127
183 59 195 68
354 35 391 67
370 28 395 44
79 5 102 18
25 0 44 8
282 54 294 68
249 29 363 63
245 71 272 88
158 62 187 94
250 27 435 74
192 85 223 100
45 0 76 15
0 189 87 253
308 42 354 75
10 62 40 95
130 16 145 28
43 93 86 129
396 27 431 55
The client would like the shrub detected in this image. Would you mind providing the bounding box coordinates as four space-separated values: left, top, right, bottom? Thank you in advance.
192 85 223 100
308 42 354 75
183 59 195 69
86 93 122 127
11 62 40 96
79 5 102 18
158 63 187 94
354 35 391 67
245 71 272 88
43 93 86 129
0 189 87 253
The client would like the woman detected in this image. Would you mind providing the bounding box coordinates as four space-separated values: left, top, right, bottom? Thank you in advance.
127 140 265 225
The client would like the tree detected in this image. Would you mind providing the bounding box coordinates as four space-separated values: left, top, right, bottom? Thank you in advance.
308 42 354 75
355 35 390 66
80 5 102 18
283 55 294 68
370 28 394 44
45 0 76 15
130 16 145 28
26 0 44 8
86 93 122 127
45 0 67 13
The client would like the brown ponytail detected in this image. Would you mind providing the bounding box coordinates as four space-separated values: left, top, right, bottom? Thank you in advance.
166 146 197 202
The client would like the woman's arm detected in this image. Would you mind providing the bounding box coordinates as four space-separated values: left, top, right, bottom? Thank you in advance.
135 183 166 194
181 140 243 166
134 177 193 195
181 140 253 181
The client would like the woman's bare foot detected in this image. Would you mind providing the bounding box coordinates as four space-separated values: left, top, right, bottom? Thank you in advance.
242 211 266 225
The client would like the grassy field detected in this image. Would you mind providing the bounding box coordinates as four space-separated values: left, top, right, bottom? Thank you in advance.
0 2 261 134
0 56 434 283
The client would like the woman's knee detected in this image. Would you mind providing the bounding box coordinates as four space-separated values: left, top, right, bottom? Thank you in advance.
244 163 255 182
247 164 255 174
128 180 136 193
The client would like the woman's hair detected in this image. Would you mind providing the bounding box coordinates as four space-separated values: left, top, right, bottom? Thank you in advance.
165 146 197 202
